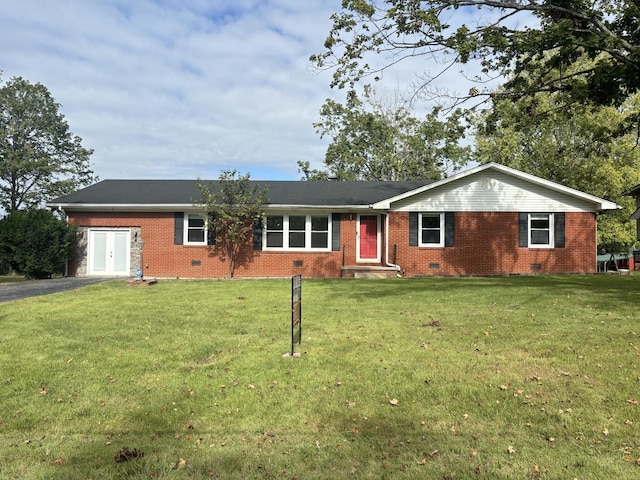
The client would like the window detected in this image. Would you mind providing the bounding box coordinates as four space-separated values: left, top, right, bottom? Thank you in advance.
289 215 306 248
185 213 206 245
265 214 330 250
419 213 444 247
266 215 284 247
311 216 329 248
529 213 554 248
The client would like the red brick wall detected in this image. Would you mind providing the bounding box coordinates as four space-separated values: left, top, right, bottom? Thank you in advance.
389 211 597 276
67 212 347 278
67 210 597 278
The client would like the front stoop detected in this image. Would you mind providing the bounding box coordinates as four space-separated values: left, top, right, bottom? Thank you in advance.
341 265 401 278
126 278 158 286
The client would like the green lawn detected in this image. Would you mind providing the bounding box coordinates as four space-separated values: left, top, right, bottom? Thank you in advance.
1 275 639 479
0 275 28 284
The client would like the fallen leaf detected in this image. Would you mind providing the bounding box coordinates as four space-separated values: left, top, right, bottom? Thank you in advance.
389 398 399 406
418 458 427 465
114 447 144 463
627 398 639 405
602 428 609 436
507 445 516 454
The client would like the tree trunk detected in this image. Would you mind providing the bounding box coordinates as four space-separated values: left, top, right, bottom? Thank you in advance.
227 246 234 278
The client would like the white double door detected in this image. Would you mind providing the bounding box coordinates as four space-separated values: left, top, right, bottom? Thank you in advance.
88 229 130 276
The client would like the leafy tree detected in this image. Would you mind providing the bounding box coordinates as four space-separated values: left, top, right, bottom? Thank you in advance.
474 87 640 253
198 170 268 278
0 209 75 278
304 87 470 180
312 1 640 112
0 76 96 213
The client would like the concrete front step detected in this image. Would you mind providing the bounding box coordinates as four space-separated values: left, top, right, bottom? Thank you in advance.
341 265 401 278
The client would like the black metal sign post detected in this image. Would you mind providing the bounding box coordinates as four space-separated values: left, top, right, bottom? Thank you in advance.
291 274 302 356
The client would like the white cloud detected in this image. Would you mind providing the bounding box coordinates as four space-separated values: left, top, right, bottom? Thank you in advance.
1 0 344 180
1 1 509 182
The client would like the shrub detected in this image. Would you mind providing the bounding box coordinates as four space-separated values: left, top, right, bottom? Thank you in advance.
0 209 75 278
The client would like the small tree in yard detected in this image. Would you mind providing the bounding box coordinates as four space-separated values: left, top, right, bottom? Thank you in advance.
0 209 75 278
198 170 268 279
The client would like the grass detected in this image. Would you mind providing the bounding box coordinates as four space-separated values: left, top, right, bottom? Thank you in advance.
0 275 28 284
1 275 640 479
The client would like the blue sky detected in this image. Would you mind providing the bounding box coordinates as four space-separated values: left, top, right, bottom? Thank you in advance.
1 1 501 182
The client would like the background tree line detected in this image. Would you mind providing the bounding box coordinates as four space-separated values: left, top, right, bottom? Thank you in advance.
310 0 640 254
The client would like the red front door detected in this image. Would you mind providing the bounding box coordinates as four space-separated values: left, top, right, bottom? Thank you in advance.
359 215 378 261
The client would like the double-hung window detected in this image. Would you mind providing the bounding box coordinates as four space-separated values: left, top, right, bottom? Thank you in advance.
185 213 206 245
519 212 564 249
529 213 554 248
419 212 444 247
265 214 330 250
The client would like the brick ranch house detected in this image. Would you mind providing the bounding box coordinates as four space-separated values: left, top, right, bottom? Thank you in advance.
47 163 619 279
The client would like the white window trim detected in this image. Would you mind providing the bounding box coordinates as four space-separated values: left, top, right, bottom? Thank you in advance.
418 212 445 248
529 213 554 248
263 213 332 251
184 213 208 246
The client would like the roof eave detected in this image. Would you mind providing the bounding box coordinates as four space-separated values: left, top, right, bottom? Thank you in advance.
265 204 373 211
47 203 379 212
46 203 198 212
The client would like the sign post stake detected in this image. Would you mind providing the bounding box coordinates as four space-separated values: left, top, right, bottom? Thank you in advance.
291 274 302 356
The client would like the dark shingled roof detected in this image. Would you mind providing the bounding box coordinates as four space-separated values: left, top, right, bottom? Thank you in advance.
49 179 433 207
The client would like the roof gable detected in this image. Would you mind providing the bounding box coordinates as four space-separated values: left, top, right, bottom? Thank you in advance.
373 163 619 212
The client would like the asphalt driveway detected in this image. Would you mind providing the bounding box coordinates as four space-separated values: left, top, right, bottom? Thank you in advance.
0 277 114 304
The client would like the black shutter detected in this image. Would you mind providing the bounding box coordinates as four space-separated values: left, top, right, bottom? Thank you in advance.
444 212 455 247
253 218 263 250
518 212 528 248
174 212 184 245
409 212 418 246
332 213 341 251
554 212 565 248
207 213 216 245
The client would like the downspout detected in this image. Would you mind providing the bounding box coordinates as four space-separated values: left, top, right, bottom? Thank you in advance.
384 213 402 275
58 206 69 277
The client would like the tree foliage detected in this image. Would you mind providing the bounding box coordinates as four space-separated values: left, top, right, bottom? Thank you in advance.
312 1 640 112
0 209 75 278
302 87 470 180
198 170 268 278
0 76 96 213
474 87 640 253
